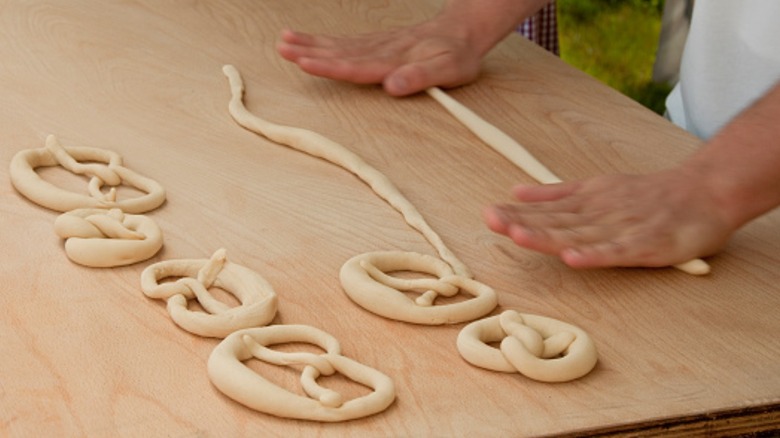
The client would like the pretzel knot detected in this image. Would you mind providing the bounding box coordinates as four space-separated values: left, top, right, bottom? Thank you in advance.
140 249 278 338
457 310 598 382
339 251 498 325
9 134 165 213
53 208 163 267
207 325 396 422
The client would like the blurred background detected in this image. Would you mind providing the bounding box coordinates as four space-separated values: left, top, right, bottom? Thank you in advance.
557 0 688 115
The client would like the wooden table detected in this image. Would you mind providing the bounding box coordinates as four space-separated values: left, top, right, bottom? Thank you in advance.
2 1 778 436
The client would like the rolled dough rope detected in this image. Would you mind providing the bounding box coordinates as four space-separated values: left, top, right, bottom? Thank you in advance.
425 87 710 276
140 249 278 338
207 324 396 422
456 310 598 382
222 65 470 278
339 251 497 325
9 135 166 214
54 208 163 267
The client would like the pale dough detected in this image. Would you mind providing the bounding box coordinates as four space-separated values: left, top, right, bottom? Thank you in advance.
54 208 163 267
426 87 710 276
207 324 395 421
10 134 166 214
222 65 470 278
339 251 497 325
457 310 598 382
140 249 278 338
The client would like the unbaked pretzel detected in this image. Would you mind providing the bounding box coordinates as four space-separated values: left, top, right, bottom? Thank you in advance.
140 249 278 338
457 310 598 382
339 251 498 324
207 324 395 422
10 135 166 213
54 208 163 267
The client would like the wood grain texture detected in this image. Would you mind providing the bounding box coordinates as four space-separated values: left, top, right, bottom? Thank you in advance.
1 1 779 436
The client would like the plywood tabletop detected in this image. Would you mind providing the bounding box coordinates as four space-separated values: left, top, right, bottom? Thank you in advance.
1 1 779 436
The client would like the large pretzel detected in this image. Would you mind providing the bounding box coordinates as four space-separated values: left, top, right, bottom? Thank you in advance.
207 324 395 422
339 251 498 324
457 310 598 382
9 135 166 213
54 208 163 267
140 249 278 338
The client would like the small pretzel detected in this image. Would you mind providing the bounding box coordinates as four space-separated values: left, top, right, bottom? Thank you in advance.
339 251 498 324
457 310 598 382
54 208 163 267
10 135 165 213
140 249 277 338
207 324 396 422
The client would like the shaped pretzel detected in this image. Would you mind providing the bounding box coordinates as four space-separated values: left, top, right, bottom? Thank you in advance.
140 249 277 338
457 310 598 382
54 208 163 267
10 135 165 213
339 251 498 324
207 324 395 422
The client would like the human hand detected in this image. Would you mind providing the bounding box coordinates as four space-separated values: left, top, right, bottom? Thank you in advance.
276 21 483 96
483 170 734 269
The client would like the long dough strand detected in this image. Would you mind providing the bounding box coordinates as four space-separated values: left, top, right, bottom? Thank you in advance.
426 87 710 276
222 65 470 277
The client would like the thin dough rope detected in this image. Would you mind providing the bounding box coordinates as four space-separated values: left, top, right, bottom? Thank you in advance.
426 87 710 276
222 65 470 278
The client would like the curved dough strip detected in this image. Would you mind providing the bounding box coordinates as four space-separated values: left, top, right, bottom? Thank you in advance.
426 87 710 276
222 65 469 278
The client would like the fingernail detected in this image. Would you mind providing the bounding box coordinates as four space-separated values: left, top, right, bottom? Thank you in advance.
386 75 408 95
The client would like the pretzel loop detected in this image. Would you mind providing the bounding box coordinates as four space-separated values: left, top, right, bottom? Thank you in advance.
54 208 163 267
207 325 396 421
457 310 598 382
339 251 498 325
9 135 165 213
140 249 278 338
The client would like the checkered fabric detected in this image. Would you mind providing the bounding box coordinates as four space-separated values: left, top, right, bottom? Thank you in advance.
518 1 559 55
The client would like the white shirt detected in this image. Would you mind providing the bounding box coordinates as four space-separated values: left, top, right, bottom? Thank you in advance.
665 1 780 139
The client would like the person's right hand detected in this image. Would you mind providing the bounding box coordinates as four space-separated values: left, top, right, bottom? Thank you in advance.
276 20 484 96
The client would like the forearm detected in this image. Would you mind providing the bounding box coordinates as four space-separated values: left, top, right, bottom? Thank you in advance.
682 80 780 230
434 0 553 57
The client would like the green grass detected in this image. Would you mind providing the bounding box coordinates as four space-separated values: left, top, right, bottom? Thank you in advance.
558 0 672 114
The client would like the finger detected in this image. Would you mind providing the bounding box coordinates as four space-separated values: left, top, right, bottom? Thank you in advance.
511 182 580 202
383 53 479 96
294 56 394 84
280 29 337 48
506 224 586 255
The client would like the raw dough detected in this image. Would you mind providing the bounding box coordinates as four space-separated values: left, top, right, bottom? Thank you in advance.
207 324 395 422
456 310 598 382
340 251 497 325
222 65 470 278
140 249 278 338
54 208 163 267
10 134 166 214
426 87 710 276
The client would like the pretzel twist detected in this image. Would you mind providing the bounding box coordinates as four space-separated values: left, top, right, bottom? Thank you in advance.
54 208 163 267
140 249 278 338
10 135 165 213
339 251 498 325
207 324 395 421
457 310 598 382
